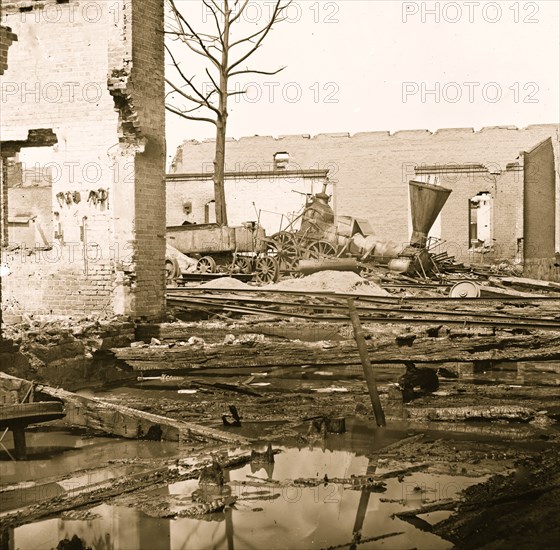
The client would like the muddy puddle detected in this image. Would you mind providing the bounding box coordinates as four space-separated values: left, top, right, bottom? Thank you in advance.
3 358 556 549
5 438 487 550
0 429 182 514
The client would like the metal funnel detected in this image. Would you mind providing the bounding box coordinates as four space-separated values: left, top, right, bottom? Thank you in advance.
409 180 452 247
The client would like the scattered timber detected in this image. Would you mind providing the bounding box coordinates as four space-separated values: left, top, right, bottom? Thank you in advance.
166 290 560 330
407 405 535 422
395 499 458 518
0 452 255 530
479 286 539 299
0 373 249 445
495 276 560 292
347 298 386 427
112 332 560 371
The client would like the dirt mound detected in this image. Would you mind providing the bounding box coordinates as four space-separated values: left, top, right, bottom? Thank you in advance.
268 271 389 296
196 277 251 290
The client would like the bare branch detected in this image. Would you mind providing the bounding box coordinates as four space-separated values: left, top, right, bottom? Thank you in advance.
229 66 287 77
167 0 221 69
165 78 218 112
208 0 225 15
179 103 209 115
165 104 217 126
165 44 221 116
230 0 250 24
202 0 225 47
227 1 292 74
205 68 221 95
229 24 272 49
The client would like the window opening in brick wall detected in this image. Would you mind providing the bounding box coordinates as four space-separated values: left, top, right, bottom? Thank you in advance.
7 147 56 250
273 152 289 170
469 192 493 249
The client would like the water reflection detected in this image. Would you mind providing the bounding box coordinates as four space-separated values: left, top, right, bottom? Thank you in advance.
9 443 485 550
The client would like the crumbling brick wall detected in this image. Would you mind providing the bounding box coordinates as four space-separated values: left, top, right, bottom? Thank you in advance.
0 23 17 74
523 138 556 259
431 165 523 262
167 171 330 236
0 0 165 318
172 125 559 262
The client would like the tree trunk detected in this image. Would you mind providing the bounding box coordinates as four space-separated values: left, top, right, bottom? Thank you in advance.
213 8 230 226
213 120 228 226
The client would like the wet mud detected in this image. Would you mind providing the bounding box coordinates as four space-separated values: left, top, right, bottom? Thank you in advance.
1 339 559 549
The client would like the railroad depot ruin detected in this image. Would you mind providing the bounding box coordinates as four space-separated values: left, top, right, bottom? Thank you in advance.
1 1 560 549
1 0 166 319
170 126 560 277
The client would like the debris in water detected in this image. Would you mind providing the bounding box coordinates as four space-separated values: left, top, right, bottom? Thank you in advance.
312 386 349 393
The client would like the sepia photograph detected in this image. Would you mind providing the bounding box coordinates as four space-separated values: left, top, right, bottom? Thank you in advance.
0 1 559 548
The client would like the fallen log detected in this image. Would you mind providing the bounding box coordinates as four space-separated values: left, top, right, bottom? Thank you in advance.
479 286 538 298
395 498 458 517
0 373 249 445
407 405 535 423
0 452 255 530
496 276 560 292
321 531 405 550
111 332 560 371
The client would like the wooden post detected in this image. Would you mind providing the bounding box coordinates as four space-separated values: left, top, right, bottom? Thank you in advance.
347 299 386 427
11 424 27 460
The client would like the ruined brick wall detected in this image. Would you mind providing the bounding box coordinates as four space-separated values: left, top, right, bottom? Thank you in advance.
523 138 556 259
172 125 560 261
0 0 165 318
167 172 330 236
434 166 523 262
522 137 560 282
0 23 17 74
128 0 166 319
0 24 17 253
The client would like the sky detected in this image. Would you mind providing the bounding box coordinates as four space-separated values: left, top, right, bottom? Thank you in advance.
165 0 560 164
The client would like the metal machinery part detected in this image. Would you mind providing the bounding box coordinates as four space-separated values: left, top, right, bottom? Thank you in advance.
254 255 279 284
196 256 217 273
449 281 480 298
390 181 453 278
165 257 181 282
232 255 252 274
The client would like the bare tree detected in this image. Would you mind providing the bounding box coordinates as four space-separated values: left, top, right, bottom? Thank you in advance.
165 0 292 225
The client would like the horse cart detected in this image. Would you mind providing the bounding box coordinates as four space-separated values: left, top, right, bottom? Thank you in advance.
165 222 281 284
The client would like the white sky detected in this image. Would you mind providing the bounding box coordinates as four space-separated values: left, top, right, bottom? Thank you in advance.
165 0 560 164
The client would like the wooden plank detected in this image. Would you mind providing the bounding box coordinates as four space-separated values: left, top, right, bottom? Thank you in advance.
0 373 249 445
498 276 560 291
479 286 541 298
111 332 560 371
407 405 535 422
347 299 385 427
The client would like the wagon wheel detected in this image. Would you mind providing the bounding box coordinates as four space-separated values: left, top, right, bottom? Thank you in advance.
267 231 300 271
284 257 304 278
255 256 279 284
233 256 252 274
270 231 298 247
196 256 217 273
165 258 181 283
304 240 337 260
267 232 300 272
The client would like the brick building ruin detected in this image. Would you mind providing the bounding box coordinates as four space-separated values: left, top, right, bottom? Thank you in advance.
170 125 560 280
0 0 166 319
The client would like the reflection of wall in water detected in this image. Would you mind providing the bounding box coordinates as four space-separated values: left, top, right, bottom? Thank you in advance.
13 504 171 550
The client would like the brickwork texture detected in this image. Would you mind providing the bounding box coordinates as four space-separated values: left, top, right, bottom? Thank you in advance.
171 125 559 264
0 0 165 318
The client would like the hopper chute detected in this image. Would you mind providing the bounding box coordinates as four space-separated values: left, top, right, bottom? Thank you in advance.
409 180 452 248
